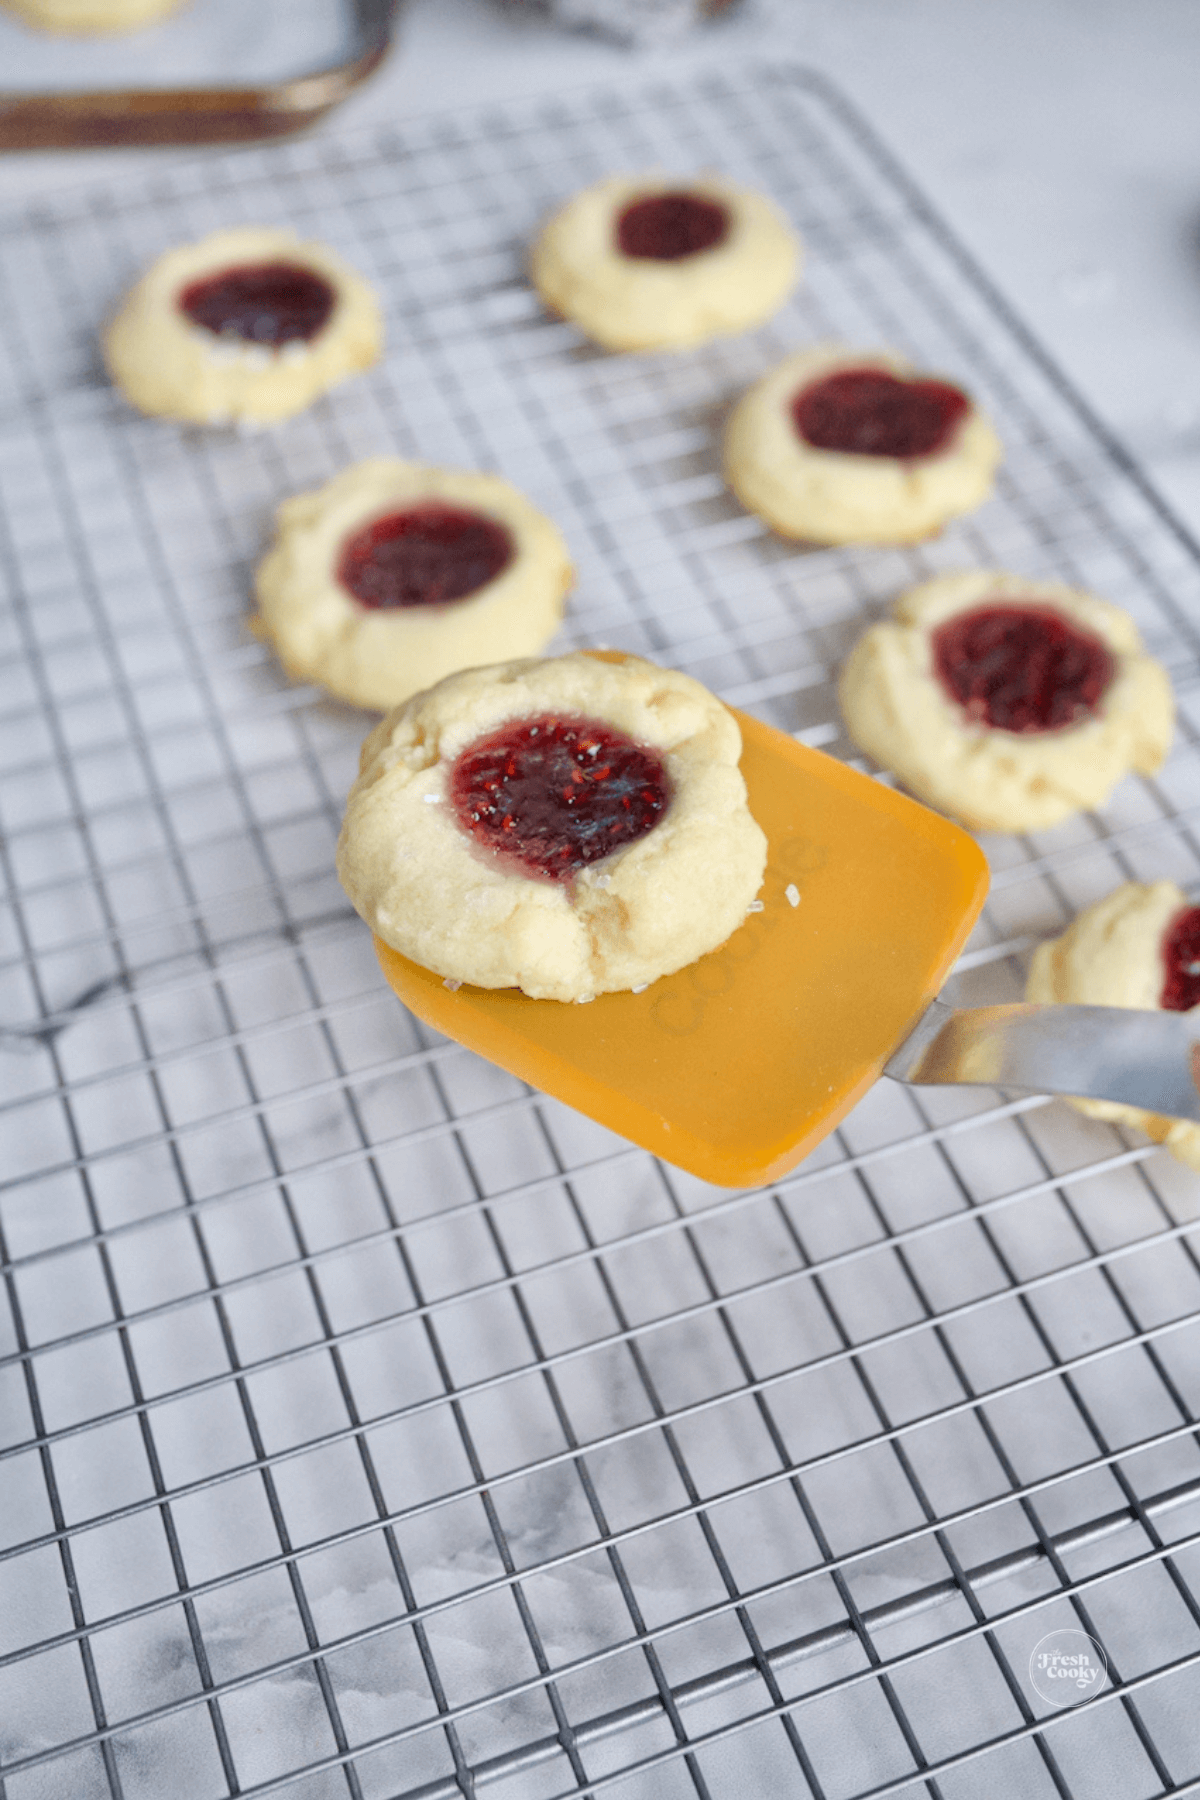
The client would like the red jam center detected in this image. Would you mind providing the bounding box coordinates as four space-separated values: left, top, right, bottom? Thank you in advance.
615 192 730 261
1161 908 1200 1012
791 367 970 458
338 505 514 610
931 604 1115 734
179 261 336 346
449 714 671 884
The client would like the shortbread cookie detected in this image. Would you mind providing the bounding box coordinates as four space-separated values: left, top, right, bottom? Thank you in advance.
103 227 382 426
254 460 573 712
724 344 1001 544
1 0 181 28
336 652 768 1001
530 173 800 352
839 570 1173 834
1027 881 1200 1169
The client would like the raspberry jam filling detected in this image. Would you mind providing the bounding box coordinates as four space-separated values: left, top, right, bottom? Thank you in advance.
179 262 336 346
1161 908 1200 1012
338 505 514 610
791 367 970 459
931 604 1115 734
449 715 671 883
615 192 730 261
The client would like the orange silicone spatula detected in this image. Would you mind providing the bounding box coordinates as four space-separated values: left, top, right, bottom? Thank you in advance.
373 710 990 1188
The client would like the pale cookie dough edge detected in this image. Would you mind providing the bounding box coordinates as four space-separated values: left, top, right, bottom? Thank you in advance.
337 654 768 1001
838 571 1175 834
103 227 383 425
530 173 801 353
254 459 574 711
724 343 1002 545
2 0 181 27
1025 880 1200 1168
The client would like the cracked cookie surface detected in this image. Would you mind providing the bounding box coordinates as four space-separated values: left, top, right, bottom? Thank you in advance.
103 226 381 425
336 652 767 1001
254 459 573 711
530 173 800 352
838 569 1174 833
724 344 1001 544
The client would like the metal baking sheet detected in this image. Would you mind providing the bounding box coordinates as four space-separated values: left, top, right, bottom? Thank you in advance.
0 0 397 148
1 65 1199 1800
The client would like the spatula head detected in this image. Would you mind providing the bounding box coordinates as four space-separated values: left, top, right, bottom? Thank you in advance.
373 712 989 1187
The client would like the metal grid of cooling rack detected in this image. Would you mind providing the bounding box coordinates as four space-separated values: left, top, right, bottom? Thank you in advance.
2 64 1200 1800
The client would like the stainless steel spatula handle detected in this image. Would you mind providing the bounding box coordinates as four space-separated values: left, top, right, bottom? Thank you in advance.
886 998 1200 1122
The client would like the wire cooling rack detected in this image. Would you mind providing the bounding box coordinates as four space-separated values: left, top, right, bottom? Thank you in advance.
2 64 1200 1800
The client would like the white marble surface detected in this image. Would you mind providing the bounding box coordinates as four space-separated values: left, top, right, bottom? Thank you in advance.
2 0 1196 535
